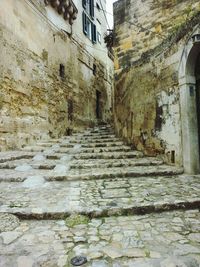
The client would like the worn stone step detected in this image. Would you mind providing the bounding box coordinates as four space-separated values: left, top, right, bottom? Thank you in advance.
3 200 200 221
90 127 114 131
71 157 164 169
59 146 132 153
49 165 183 181
73 151 144 159
0 123 199 267
82 134 116 138
0 157 164 170
21 146 54 152
79 146 131 153
0 175 199 219
71 137 122 143
0 151 35 163
21 145 132 154
92 129 114 134
89 130 115 135
79 141 124 148
0 164 183 183
0 169 51 182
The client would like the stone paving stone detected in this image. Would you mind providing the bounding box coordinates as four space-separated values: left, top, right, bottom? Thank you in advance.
0 125 200 266
71 157 164 169
0 169 53 182
65 165 183 181
0 175 199 217
73 151 144 159
0 210 199 266
71 137 122 143
0 151 35 163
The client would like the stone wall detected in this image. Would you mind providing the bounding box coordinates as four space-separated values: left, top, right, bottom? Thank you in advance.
113 0 200 166
0 0 113 150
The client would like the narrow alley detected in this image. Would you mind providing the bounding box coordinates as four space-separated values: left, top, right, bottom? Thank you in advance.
0 125 199 266
1 0 200 266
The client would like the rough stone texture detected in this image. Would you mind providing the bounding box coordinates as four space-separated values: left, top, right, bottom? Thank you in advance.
0 211 200 266
0 125 199 266
0 213 20 233
113 0 200 166
0 0 113 151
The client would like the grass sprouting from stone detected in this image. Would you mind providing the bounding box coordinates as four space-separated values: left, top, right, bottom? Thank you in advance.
65 214 90 227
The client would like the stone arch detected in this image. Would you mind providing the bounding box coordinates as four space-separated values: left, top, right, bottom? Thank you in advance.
179 26 200 173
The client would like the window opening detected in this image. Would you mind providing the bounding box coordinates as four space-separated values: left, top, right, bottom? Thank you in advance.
59 64 65 78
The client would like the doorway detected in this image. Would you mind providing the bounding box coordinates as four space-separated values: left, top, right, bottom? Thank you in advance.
96 90 102 119
179 33 200 173
195 54 200 159
68 99 73 122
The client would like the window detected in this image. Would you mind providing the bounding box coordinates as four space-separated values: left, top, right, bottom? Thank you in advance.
82 0 96 43
93 64 97 75
96 3 101 11
59 64 65 78
97 32 101 43
68 99 73 122
82 0 94 18
92 23 97 43
82 11 97 43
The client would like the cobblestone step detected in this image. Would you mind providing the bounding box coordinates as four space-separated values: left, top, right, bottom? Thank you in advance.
79 146 131 153
2 200 199 221
0 174 199 219
73 151 143 159
52 165 183 181
71 137 122 143
36 139 124 147
71 157 164 169
0 151 35 163
82 134 116 139
79 141 124 148
1 125 199 266
0 157 163 170
21 145 132 154
0 165 183 183
90 130 115 134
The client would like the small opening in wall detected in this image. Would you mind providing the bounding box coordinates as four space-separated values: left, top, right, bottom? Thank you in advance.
171 150 175 164
59 64 65 78
68 99 73 121
189 86 194 96
65 128 73 136
93 64 97 75
96 3 101 11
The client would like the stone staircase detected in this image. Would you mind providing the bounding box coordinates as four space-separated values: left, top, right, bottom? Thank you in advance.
0 125 200 266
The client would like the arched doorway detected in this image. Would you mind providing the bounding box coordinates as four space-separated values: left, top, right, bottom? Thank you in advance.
179 29 200 174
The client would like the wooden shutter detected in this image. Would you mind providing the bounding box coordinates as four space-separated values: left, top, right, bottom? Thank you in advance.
92 23 97 43
82 0 86 9
90 0 94 19
82 12 87 35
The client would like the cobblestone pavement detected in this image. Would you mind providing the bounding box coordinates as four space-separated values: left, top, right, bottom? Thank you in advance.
0 125 200 266
0 211 200 267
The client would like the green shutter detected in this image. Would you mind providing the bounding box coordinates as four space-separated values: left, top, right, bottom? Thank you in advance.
82 12 87 35
82 0 86 9
92 23 97 43
90 0 94 19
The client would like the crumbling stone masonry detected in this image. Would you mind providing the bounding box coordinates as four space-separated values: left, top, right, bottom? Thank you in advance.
0 0 113 151
113 0 200 173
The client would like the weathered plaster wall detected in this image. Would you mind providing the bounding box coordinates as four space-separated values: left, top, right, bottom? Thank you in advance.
114 0 200 165
0 0 113 150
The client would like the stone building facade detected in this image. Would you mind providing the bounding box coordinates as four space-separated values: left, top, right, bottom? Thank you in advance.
113 0 200 173
0 0 113 151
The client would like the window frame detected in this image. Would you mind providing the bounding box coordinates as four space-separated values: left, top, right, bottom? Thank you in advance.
82 11 97 44
82 0 94 19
